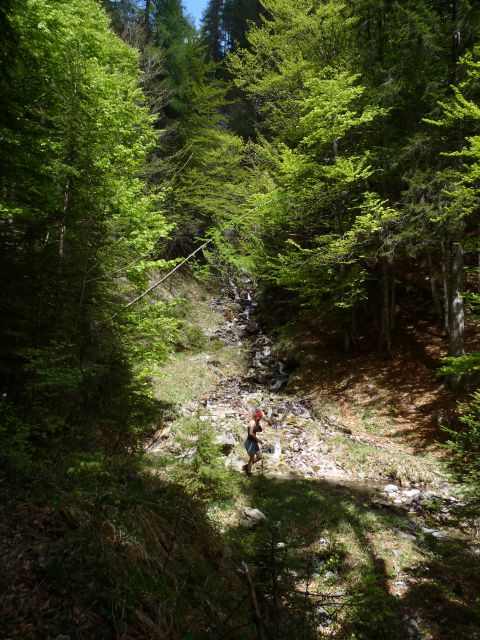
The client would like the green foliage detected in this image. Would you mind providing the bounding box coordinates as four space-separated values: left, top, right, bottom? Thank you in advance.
228 20 395 315
0 0 175 471
345 571 403 640
444 392 480 502
173 417 236 501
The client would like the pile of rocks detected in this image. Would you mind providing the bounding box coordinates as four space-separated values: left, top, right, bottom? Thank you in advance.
372 483 462 535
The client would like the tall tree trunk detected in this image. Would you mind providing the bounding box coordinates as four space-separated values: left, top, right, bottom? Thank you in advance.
447 228 465 389
441 235 451 335
342 312 358 354
477 235 480 292
144 0 152 40
59 176 70 258
448 233 465 358
444 0 465 391
389 258 396 332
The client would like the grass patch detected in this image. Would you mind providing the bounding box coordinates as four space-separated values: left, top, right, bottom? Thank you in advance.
149 275 248 406
309 395 342 419
154 345 247 406
328 434 443 484
359 407 397 436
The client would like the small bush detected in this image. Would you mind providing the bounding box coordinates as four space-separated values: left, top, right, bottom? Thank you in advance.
444 391 480 504
173 417 236 501
184 325 208 351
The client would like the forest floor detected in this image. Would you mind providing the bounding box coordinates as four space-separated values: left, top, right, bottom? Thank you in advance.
2 273 480 640
151 272 480 640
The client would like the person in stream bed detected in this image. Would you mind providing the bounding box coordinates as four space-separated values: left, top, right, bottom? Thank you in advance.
243 409 264 475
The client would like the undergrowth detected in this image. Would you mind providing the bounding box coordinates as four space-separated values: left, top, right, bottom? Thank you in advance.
0 466 245 640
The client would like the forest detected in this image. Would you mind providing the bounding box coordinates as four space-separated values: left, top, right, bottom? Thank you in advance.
1 0 480 638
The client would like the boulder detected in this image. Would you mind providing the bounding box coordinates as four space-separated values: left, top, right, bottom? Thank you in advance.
398 531 417 542
240 507 267 528
215 433 236 456
159 426 171 439
403 489 421 498
383 484 399 493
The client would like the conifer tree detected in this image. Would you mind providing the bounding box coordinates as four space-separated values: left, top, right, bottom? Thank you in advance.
202 0 225 61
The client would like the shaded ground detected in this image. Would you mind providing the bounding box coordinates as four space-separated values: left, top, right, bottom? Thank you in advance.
227 474 480 640
3 272 479 639
288 312 480 455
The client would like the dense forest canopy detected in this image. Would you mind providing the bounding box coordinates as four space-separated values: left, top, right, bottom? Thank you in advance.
1 0 480 638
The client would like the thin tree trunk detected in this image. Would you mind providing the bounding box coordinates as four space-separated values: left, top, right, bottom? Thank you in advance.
343 325 351 353
351 308 358 345
444 0 465 390
427 251 443 324
379 256 391 356
59 177 70 258
441 235 450 335
75 244 89 331
242 562 267 640
448 235 465 358
477 236 480 292
390 258 396 332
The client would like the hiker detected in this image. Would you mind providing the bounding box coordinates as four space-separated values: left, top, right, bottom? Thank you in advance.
243 409 264 476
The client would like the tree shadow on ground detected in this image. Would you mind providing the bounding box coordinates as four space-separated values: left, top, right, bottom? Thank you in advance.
0 469 246 640
222 472 480 640
400 534 480 640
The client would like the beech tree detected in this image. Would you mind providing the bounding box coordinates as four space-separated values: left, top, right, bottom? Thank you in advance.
0 0 172 468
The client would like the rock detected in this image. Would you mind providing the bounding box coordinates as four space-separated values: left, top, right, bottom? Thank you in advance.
215 432 236 452
404 616 424 639
432 530 447 539
420 526 446 539
374 556 395 577
371 500 403 512
271 378 288 392
324 570 338 581
394 579 406 591
398 531 417 542
220 443 235 456
159 426 171 439
383 484 399 493
420 526 435 534
403 489 421 498
240 507 267 528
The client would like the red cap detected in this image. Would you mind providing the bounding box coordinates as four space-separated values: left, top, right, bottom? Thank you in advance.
255 410 263 420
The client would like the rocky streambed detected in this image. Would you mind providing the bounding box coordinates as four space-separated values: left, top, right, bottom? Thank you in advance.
151 280 462 524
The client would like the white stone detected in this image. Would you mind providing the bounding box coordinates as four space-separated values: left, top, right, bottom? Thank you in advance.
383 484 399 493
403 489 421 498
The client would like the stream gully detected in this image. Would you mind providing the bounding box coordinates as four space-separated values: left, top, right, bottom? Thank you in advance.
149 279 475 640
